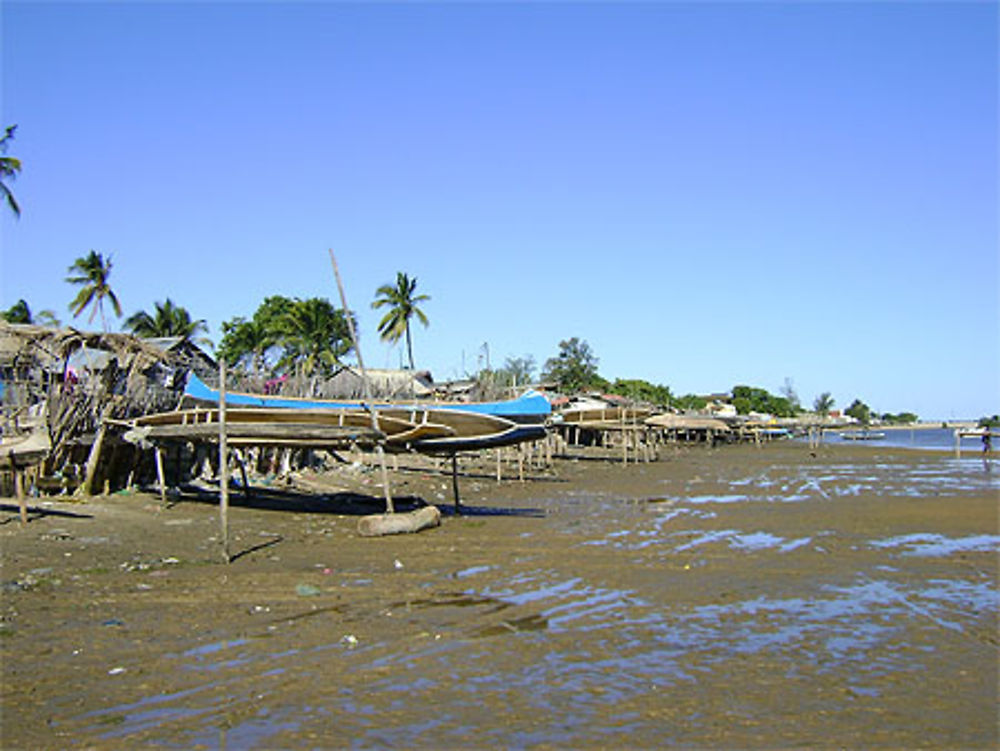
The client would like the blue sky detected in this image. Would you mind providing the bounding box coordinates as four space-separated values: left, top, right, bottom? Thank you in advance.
1 1 997 419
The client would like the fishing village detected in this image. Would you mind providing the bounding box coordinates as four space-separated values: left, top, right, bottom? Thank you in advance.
2 3 998 748
1 309 997 749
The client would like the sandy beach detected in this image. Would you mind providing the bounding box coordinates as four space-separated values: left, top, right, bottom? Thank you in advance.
1 441 997 749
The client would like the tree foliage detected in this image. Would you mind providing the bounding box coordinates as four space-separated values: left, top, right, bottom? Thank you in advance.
880 412 918 425
372 272 430 370
607 378 673 408
218 295 353 378
124 299 207 343
845 398 872 425
731 385 798 418
0 124 21 217
1 299 32 324
813 391 835 416
278 297 354 377
66 251 122 331
541 337 601 393
673 393 709 411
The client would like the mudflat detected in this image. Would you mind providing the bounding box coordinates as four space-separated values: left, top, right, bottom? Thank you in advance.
2 442 997 749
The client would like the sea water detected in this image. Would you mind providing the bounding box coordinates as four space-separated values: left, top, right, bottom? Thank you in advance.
807 427 988 452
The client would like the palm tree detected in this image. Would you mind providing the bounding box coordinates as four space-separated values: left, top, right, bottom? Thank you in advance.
278 297 354 378
218 316 274 376
813 392 835 419
124 299 208 343
0 124 21 217
372 272 430 370
66 251 122 331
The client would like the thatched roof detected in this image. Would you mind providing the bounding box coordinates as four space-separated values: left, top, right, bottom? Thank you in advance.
645 413 732 431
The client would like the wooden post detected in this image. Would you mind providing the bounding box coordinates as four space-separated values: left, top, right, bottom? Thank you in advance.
330 248 393 514
621 410 627 465
14 466 27 524
79 408 111 497
155 446 167 507
219 362 231 564
236 448 250 499
496 449 502 484
451 453 462 513
954 429 961 459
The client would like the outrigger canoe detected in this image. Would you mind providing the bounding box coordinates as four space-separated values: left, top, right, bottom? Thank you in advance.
176 374 548 453
183 373 551 424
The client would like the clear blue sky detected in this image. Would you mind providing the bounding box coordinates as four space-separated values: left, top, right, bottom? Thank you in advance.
2 1 997 419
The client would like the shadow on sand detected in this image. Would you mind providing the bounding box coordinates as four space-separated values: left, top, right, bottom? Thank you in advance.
166 482 546 519
0 503 95 524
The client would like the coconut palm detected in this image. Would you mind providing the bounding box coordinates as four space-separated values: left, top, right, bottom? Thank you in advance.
813 392 835 420
372 272 430 370
278 297 354 377
218 316 273 376
124 299 208 343
66 251 122 331
0 124 21 217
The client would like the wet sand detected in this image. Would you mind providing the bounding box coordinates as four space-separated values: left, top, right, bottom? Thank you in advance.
2 442 998 749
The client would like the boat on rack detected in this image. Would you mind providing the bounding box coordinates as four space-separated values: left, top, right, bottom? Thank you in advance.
170 374 548 454
559 405 653 430
182 373 551 425
126 406 453 449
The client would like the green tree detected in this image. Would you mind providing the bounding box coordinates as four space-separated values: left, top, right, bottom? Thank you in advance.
0 124 21 217
731 385 797 418
217 296 295 375
124 299 208 343
372 272 430 370
66 251 122 331
673 393 708 411
881 412 918 425
608 378 674 408
845 398 872 425
813 391 835 417
278 297 354 377
1 299 32 323
542 337 601 393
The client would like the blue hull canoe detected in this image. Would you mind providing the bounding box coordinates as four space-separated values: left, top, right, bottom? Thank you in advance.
183 373 551 424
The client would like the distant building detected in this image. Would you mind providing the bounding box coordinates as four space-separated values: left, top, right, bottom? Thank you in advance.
322 366 434 400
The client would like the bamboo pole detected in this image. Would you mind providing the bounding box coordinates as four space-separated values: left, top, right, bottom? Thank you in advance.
329 249 394 513
155 446 167 507
219 361 231 564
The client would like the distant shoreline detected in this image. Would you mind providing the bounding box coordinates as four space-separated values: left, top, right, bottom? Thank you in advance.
830 421 979 432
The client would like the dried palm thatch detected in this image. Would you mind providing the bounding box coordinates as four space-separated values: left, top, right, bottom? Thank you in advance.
1 322 197 470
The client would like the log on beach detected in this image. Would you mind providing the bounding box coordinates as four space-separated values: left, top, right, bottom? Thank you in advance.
357 505 442 537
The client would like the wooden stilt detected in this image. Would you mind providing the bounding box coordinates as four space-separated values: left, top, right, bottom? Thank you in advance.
219 362 231 564
376 445 394 514
79 409 111 497
155 446 167 507
236 449 250 499
14 465 27 524
451 453 462 513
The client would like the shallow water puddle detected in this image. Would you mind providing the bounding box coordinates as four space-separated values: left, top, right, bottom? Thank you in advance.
870 533 1000 557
